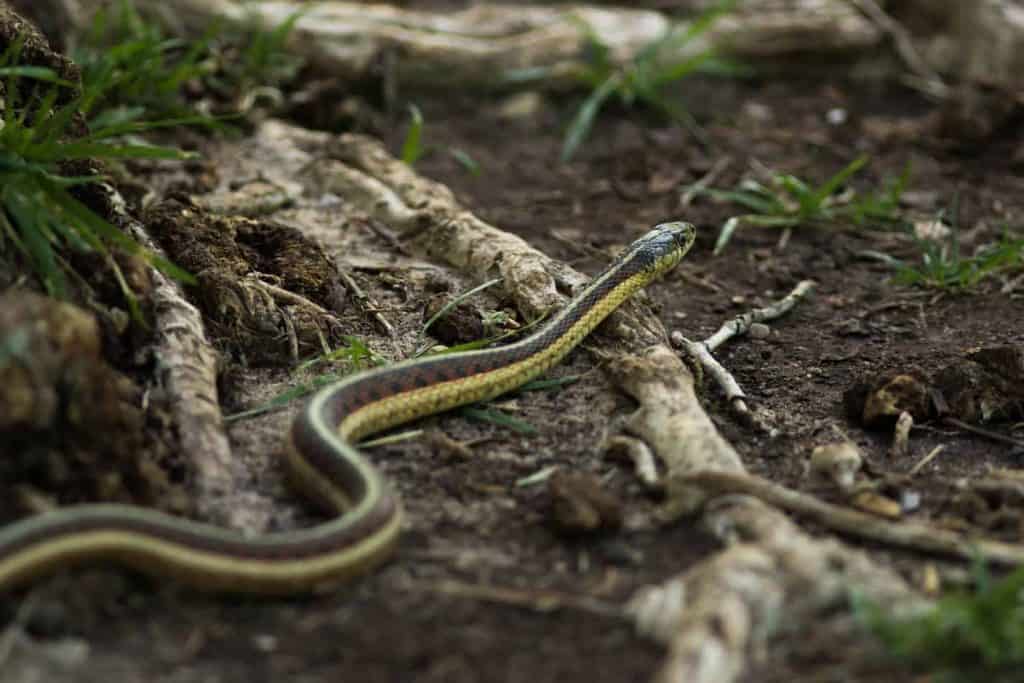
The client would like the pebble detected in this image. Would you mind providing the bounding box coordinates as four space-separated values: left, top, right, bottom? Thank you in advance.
749 323 771 339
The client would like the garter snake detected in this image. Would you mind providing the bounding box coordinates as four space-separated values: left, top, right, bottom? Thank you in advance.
0 221 695 594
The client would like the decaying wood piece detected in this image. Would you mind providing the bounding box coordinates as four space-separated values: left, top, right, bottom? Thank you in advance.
609 346 744 495
846 0 948 98
77 0 1024 97
73 0 1020 98
164 0 668 89
40 0 1024 98
149 0 877 91
118 199 278 533
630 496 922 683
894 0 1024 93
711 0 880 56
603 343 925 682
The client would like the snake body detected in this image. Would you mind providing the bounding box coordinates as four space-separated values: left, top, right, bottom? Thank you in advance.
0 222 695 594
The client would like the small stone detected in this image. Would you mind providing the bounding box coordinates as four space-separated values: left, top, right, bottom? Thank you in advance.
810 442 863 491
749 323 771 340
826 108 848 126
901 489 921 512
253 634 278 652
548 471 623 534
496 91 543 120
743 101 773 122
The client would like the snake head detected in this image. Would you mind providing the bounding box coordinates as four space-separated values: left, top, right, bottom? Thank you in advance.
631 221 696 278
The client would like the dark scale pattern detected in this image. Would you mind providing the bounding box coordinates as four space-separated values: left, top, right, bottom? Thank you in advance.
319 253 637 428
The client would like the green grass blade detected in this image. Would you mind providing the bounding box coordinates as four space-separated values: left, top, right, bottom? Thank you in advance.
84 113 220 139
742 215 802 227
88 105 147 129
225 373 345 423
694 187 781 214
713 215 742 255
243 9 302 77
568 12 613 73
647 49 716 89
672 0 739 48
0 66 73 87
804 155 869 215
37 179 136 252
419 276 503 340
146 252 197 285
501 66 556 85
450 148 480 175
50 141 194 160
401 104 425 165
777 173 811 200
561 73 619 162
696 56 754 77
460 406 537 435
518 375 580 392
4 182 66 295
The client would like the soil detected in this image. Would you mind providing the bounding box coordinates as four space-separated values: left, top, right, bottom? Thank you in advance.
4 7 1024 683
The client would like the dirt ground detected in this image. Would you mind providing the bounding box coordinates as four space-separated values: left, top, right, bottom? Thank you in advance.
4 7 1024 682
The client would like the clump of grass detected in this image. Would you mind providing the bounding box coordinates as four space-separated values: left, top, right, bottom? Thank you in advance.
231 10 305 96
1 1 306 310
888 222 1024 291
72 0 216 127
558 0 744 161
0 38 195 313
858 559 1024 682
225 337 386 423
690 157 909 254
298 335 386 372
72 0 304 127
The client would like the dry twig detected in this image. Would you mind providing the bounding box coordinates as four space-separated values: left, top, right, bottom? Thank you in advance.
907 445 945 477
672 280 816 435
338 268 395 337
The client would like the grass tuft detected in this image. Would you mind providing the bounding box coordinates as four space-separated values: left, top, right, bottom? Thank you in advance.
2 1 307 311
858 559 1024 682
889 222 1024 291
72 0 304 127
225 337 386 423
0 36 195 314
689 157 909 254
557 0 745 161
